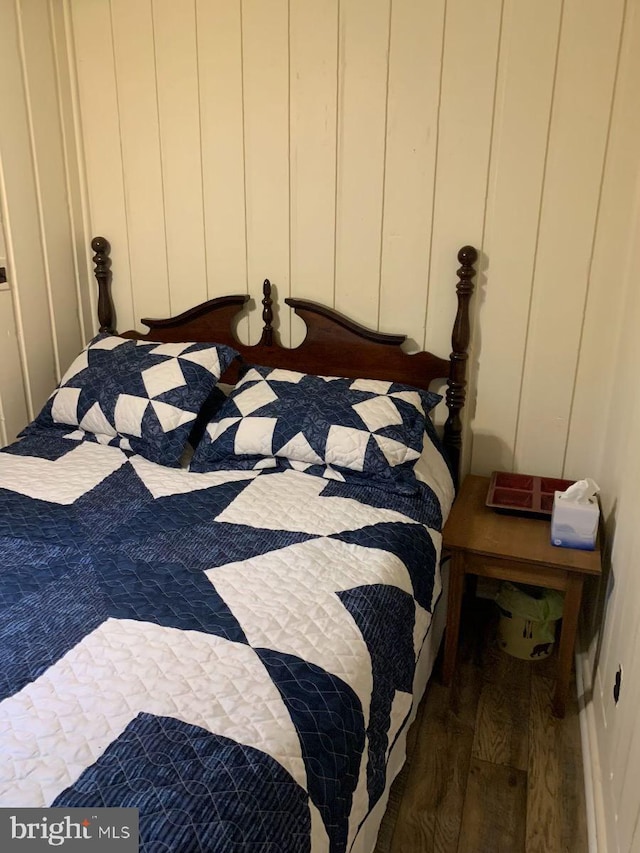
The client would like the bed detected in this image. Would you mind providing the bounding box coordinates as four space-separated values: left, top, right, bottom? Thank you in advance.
0 238 477 852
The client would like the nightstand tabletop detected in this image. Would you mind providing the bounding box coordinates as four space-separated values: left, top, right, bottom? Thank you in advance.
443 475 601 577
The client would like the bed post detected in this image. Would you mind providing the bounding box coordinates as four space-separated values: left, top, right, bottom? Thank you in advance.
91 236 115 334
443 245 478 488
261 279 274 346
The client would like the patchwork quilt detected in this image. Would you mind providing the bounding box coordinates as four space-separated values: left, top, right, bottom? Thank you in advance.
0 431 451 852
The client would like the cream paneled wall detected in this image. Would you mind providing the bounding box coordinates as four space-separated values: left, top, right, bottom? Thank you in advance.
0 0 88 445
68 0 628 484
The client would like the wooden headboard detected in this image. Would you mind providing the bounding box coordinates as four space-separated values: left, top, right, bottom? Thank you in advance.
91 236 477 485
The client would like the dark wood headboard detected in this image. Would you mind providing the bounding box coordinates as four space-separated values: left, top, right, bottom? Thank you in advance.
91 236 477 485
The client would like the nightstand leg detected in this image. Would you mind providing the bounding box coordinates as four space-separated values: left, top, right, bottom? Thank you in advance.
442 551 465 686
553 574 584 718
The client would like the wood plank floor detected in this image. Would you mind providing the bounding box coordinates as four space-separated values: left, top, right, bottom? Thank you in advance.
375 600 588 853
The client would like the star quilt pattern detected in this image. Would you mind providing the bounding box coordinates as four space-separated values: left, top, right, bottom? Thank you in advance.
0 430 453 852
190 366 442 494
24 335 238 466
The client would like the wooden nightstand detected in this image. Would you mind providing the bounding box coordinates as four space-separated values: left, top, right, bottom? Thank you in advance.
441 475 602 717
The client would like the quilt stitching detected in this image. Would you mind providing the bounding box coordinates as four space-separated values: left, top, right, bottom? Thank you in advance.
25 335 237 466
191 366 440 494
0 432 449 851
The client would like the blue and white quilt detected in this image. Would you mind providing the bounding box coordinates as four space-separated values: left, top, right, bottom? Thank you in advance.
0 430 453 852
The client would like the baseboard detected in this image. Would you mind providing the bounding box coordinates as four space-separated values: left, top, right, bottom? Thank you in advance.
575 637 607 853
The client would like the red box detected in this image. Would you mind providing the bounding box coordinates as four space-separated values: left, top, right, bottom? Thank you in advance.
486 471 575 519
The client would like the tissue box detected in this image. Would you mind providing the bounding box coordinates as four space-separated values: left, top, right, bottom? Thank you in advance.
551 492 599 550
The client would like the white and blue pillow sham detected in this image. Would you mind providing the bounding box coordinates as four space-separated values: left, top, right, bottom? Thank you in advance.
189 365 441 494
25 334 238 467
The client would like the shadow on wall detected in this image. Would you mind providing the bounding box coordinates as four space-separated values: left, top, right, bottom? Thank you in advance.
468 432 514 477
583 498 616 691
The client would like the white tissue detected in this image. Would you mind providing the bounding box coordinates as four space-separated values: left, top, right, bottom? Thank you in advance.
558 478 600 503
551 477 600 549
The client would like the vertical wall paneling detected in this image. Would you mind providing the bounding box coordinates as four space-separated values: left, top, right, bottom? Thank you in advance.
18 0 82 378
14 0 60 381
0 0 56 415
470 0 562 475
196 0 249 343
378 0 444 349
153 0 207 316
424 0 501 464
241 0 291 345
50 0 93 344
0 291 29 443
289 0 338 347
110 0 170 324
0 95 32 442
514 0 625 476
563 0 640 483
71 0 134 333
424 0 502 360
0 174 29 443
0 392 6 449
333 0 390 330
67 0 636 474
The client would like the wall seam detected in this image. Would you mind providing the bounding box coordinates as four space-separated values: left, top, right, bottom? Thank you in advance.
15 0 62 384
239 0 251 341
331 0 343 310
108 0 136 328
287 0 292 345
511 0 565 472
422 0 447 352
561 0 628 478
62 0 99 336
376 0 393 333
48 0 85 346
149 0 171 316
466 0 505 473
194 0 209 299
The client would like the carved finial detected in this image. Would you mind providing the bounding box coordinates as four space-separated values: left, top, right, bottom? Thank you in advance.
91 235 110 257
91 236 114 333
457 245 478 268
456 245 477 299
261 279 273 346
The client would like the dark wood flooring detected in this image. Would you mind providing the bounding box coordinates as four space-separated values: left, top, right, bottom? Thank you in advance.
375 600 588 853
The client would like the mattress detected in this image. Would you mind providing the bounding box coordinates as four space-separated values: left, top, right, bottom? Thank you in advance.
0 430 453 852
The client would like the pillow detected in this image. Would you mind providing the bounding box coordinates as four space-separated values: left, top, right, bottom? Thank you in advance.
25 334 238 466
189 365 441 493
